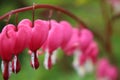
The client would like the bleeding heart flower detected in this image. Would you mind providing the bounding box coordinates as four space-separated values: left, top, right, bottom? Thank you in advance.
97 58 109 78
78 41 99 75
73 49 95 77
0 24 16 80
74 28 93 65
71 28 97 77
28 19 49 69
62 28 80 56
96 58 118 80
12 19 32 74
106 66 118 80
60 20 73 48
79 28 93 52
97 58 118 80
42 20 63 70
84 41 99 63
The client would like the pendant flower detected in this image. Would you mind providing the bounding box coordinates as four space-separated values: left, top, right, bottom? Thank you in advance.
28 19 49 69
12 19 32 73
97 58 118 80
60 21 73 49
0 24 16 80
42 20 63 70
72 28 98 77
84 41 99 63
62 28 80 56
79 28 93 52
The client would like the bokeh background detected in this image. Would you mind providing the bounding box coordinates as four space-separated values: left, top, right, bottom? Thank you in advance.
0 0 120 80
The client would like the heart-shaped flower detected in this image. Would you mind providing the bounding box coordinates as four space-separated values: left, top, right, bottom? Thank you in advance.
62 28 80 56
60 21 73 48
97 58 118 80
42 20 63 70
106 66 118 80
84 41 99 63
12 19 32 73
97 59 110 78
28 19 49 69
79 28 93 52
0 24 16 80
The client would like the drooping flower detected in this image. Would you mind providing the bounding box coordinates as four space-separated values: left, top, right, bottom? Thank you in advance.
42 20 63 70
79 28 93 52
12 19 32 73
106 66 118 80
76 28 94 65
28 19 49 69
0 24 16 80
78 41 99 75
73 48 95 77
60 20 73 49
46 20 73 66
97 58 118 80
72 29 98 77
62 28 80 56
83 41 99 64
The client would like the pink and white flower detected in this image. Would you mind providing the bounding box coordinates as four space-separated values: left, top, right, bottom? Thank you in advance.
42 20 63 70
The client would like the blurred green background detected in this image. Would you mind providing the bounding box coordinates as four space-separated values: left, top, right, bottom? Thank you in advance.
0 0 120 80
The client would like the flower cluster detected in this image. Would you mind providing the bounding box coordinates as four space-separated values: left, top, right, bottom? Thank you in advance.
97 58 118 80
70 28 99 77
0 18 99 80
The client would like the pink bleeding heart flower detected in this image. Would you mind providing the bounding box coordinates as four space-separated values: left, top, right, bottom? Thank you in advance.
79 28 93 52
62 28 80 56
97 58 110 79
76 28 93 65
28 19 49 69
12 19 32 73
0 24 16 80
42 20 63 70
60 20 73 48
78 41 99 74
106 66 118 80
84 41 99 63
97 58 118 80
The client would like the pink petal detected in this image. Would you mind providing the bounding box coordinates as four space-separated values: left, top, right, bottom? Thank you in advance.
42 20 63 53
0 24 16 61
29 19 49 51
60 21 73 48
106 66 118 80
63 28 80 56
84 41 99 63
97 58 110 77
13 19 32 54
79 28 93 51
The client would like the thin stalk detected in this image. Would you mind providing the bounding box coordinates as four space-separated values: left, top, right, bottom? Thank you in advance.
100 0 114 62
